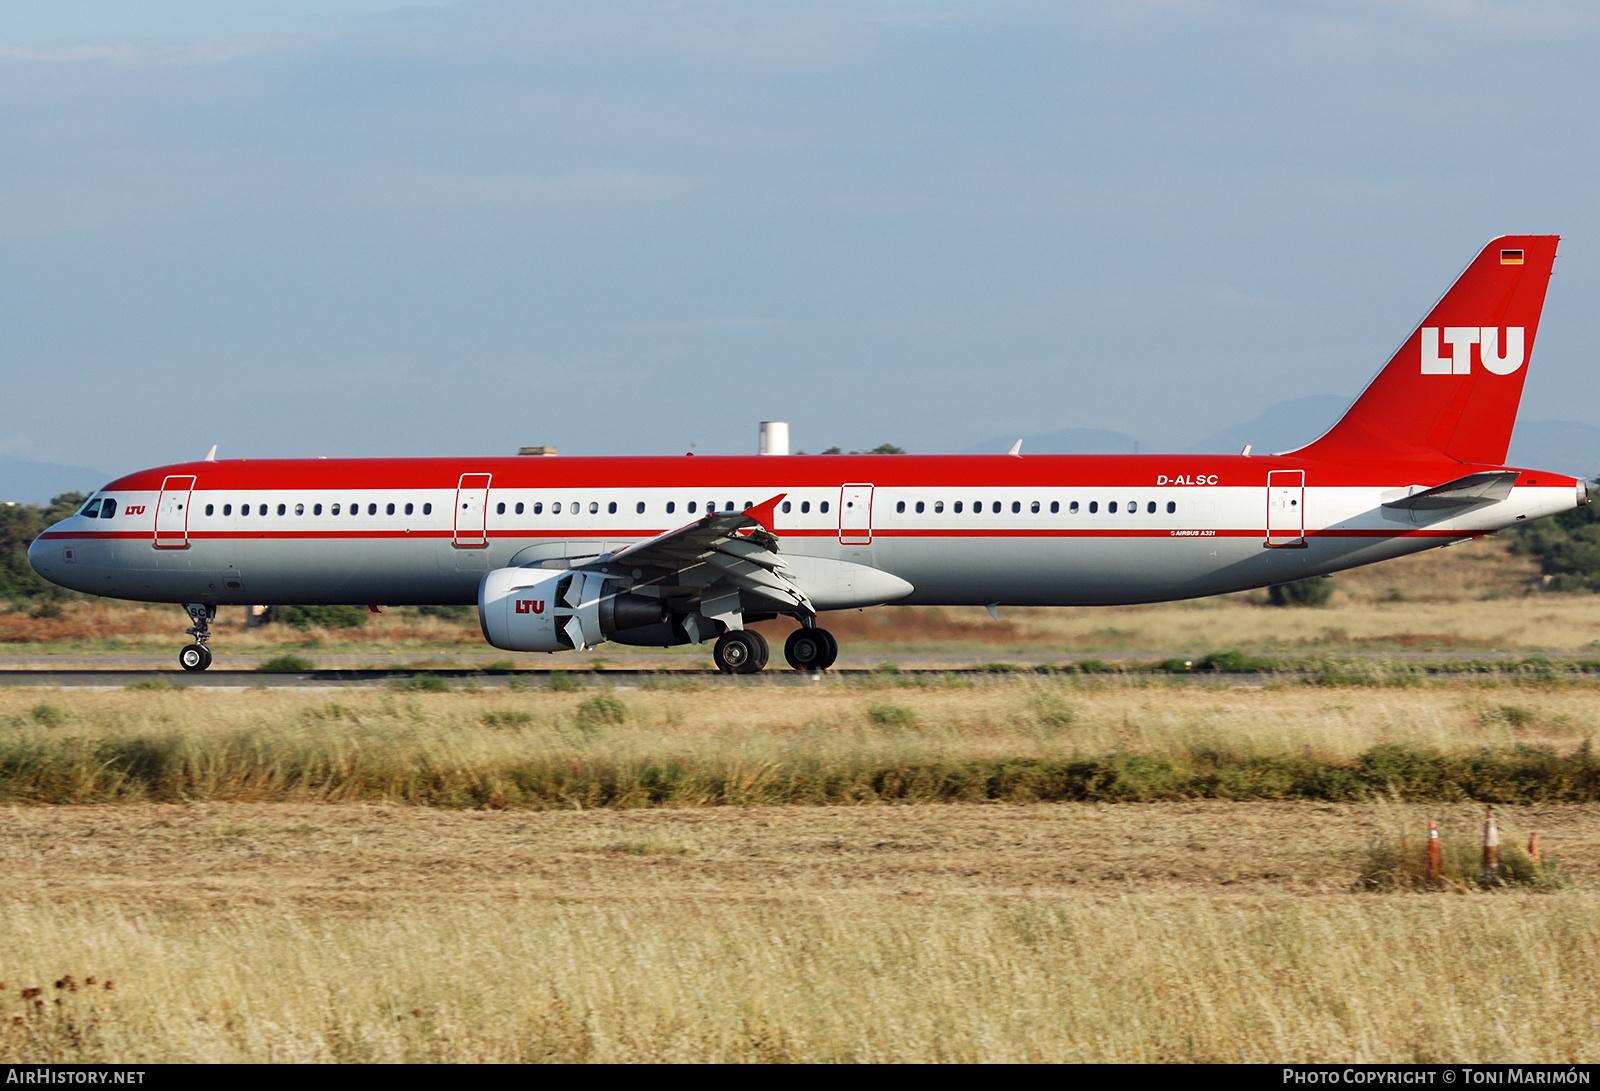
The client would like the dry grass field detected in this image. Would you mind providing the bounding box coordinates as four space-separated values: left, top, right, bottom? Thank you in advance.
1 678 1598 1062
3 799 1598 1062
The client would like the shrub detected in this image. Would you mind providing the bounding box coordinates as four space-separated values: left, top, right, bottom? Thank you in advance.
258 654 315 673
548 671 583 692
417 605 473 621
575 693 627 728
1267 577 1333 607
867 703 915 728
1511 488 1600 591
262 606 369 631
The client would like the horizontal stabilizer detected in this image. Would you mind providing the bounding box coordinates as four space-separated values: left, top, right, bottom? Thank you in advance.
1382 471 1518 511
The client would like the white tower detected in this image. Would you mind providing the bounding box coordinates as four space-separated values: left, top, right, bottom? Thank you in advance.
759 421 790 456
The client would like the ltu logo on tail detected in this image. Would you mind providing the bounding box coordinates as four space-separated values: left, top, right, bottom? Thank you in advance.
514 599 545 615
1421 327 1524 375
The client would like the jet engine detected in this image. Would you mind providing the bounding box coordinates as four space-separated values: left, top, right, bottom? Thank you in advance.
478 567 671 652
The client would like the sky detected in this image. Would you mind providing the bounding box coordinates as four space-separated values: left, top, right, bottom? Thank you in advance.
2 0 1597 472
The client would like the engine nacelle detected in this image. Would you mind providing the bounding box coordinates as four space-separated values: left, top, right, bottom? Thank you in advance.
478 567 669 652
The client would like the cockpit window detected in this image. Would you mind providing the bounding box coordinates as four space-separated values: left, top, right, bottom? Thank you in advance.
100 499 117 519
80 499 103 518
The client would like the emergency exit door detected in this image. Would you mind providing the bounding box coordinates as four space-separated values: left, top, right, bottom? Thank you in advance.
839 483 874 545
1266 470 1306 548
453 473 492 548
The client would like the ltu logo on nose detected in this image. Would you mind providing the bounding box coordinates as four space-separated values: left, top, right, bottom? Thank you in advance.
514 599 545 615
1421 327 1524 375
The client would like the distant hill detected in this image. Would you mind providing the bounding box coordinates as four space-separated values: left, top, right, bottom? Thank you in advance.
0 461 112 506
1505 421 1600 481
1191 395 1351 455
963 427 1143 455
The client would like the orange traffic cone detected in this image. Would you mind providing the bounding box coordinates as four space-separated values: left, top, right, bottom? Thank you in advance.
1528 831 1541 868
1426 820 1443 882
1482 805 1501 883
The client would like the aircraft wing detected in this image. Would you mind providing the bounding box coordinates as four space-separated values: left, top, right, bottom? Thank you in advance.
600 494 814 615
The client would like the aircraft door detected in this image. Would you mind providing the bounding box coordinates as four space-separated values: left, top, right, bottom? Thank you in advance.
839 483 874 545
1266 470 1306 548
453 473 492 548
154 475 197 549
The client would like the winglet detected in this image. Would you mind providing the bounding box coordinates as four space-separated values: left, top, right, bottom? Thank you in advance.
743 493 787 534
1007 439 1022 456
204 445 218 462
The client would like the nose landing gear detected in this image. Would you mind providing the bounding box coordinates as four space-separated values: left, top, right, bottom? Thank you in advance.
179 603 215 671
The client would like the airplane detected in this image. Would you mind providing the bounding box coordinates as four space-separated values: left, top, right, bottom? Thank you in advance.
29 235 1584 673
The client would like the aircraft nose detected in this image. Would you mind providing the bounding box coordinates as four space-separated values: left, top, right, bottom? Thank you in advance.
27 533 55 580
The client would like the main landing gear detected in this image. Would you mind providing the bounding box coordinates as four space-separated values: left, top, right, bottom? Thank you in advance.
179 603 215 672
783 626 837 672
710 623 838 674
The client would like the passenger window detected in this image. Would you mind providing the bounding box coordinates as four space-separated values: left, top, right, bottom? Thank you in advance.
495 502 505 515
101 499 116 518
800 501 810 514
241 505 250 518
351 503 359 516
81 499 102 518
224 504 233 516
203 504 213 517
1089 502 1098 514
1147 501 1156 514
368 503 377 516
609 502 618 514
688 502 697 514
512 502 521 515
1050 501 1059 514
666 501 675 514
915 501 924 514
423 503 432 515
260 504 268 516
636 501 645 514
782 501 791 514
274 503 283 516
726 501 735 512
1011 501 1020 514
820 501 830 514
1066 501 1074 514
934 501 943 513
407 503 415 515
590 502 599 514
532 502 542 515
1108 502 1117 513
553 502 563 514
329 504 338 516
896 501 906 513
1031 501 1039 513
742 501 752 510
1128 500 1136 513
954 501 963 513
314 504 322 515
296 503 305 516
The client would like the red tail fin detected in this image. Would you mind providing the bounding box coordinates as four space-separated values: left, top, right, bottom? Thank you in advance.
1293 235 1559 466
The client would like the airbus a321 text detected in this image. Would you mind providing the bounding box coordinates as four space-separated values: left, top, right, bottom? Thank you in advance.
31 236 1584 673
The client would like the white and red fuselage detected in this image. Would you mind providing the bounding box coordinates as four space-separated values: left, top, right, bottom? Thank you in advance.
28 235 1584 669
